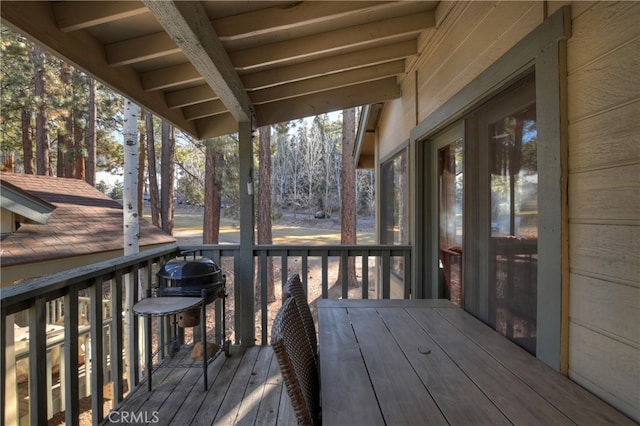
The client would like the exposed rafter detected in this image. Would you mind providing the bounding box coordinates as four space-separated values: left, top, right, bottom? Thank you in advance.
229 11 435 70
143 0 255 123
255 78 401 127
2 1 440 139
213 1 403 41
242 40 417 90
53 1 149 32
249 61 406 105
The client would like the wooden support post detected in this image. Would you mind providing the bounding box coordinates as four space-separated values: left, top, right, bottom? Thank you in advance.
237 120 255 346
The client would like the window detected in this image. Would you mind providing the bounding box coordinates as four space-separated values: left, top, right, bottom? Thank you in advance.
380 150 408 246
380 149 409 298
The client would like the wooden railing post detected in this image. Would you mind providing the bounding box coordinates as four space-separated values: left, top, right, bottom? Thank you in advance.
89 277 104 425
111 271 124 404
29 297 47 426
64 289 80 426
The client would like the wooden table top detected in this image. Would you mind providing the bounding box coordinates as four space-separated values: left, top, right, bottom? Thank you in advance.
317 299 633 426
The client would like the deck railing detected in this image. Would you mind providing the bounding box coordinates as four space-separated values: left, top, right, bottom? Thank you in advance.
1 243 411 425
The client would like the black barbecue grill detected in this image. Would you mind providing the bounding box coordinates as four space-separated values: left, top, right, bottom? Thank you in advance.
156 257 225 304
133 254 230 391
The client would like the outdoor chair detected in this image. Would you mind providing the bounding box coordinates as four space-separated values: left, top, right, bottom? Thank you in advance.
271 297 320 426
283 274 318 356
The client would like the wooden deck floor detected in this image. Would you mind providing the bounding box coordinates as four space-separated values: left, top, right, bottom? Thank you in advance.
103 345 295 426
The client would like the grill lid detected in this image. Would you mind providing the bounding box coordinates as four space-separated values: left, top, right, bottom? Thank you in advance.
157 258 220 281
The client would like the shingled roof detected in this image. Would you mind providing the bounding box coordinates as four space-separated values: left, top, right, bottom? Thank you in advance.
0 173 175 267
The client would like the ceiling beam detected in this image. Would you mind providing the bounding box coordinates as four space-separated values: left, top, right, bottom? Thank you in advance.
142 39 416 93
144 0 254 124
230 11 435 70
141 63 203 91
53 1 149 32
196 113 238 139
166 85 217 109
242 40 417 90
214 1 402 40
183 99 227 121
255 77 401 126
106 31 179 67
250 60 406 104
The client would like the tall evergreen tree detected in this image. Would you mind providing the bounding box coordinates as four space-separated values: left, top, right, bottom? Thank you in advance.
160 121 175 234
336 108 358 288
145 111 161 227
203 139 223 243
257 126 275 302
85 78 97 185
31 44 51 176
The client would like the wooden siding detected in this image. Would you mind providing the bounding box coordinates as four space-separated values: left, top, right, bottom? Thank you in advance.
414 1 541 123
566 1 640 420
373 0 639 421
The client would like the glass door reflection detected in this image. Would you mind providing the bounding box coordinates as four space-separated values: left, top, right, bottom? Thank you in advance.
438 139 463 306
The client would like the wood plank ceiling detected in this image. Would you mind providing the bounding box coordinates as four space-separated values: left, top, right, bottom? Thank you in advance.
1 1 438 140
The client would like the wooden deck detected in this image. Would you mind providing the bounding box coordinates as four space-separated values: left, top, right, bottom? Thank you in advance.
103 345 295 426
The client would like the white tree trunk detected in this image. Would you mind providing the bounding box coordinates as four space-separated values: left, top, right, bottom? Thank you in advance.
122 99 139 390
123 100 140 256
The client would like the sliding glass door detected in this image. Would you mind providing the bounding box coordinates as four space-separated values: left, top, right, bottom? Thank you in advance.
426 73 538 354
469 73 538 354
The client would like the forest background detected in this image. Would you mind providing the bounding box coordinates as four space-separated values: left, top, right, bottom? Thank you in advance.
0 27 376 239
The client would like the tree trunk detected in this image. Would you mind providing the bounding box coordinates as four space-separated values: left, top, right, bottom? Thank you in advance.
160 121 175 234
145 111 161 227
203 142 222 244
60 63 74 178
56 129 65 177
122 100 140 256
74 121 85 180
21 108 34 174
32 45 50 176
85 78 97 186
137 132 146 216
335 108 358 288
257 126 275 303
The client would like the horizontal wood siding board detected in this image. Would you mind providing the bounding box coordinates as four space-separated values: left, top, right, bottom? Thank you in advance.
567 39 640 123
568 101 640 172
418 2 540 121
568 325 640 421
567 2 640 73
569 163 640 222
570 224 640 283
569 273 639 346
410 6 569 141
377 307 510 425
432 307 637 425
318 307 384 426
